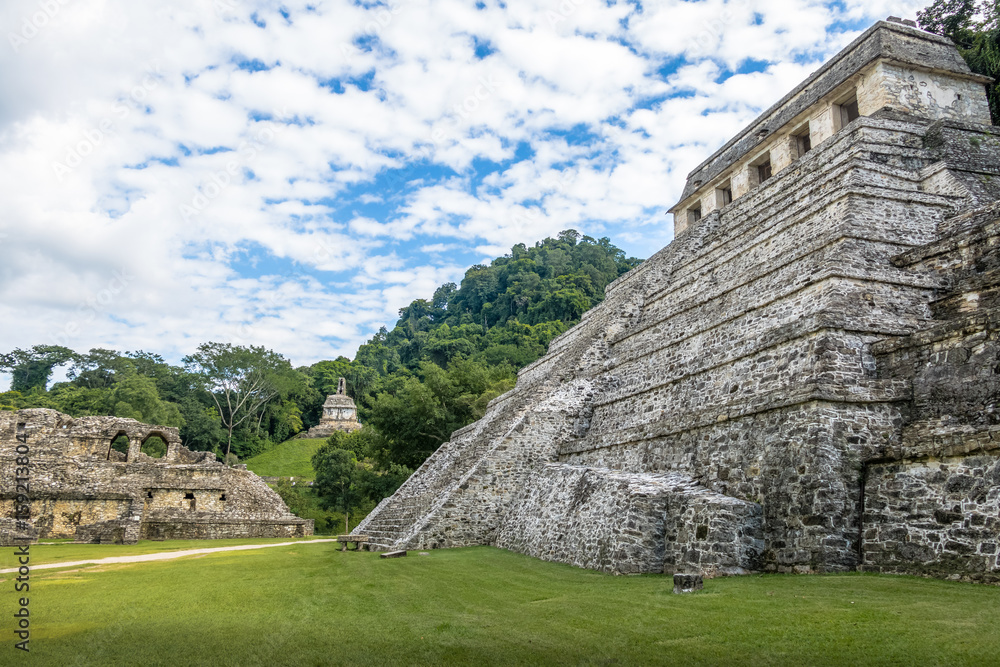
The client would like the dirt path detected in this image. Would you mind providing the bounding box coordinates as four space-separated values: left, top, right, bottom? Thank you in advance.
0 538 339 574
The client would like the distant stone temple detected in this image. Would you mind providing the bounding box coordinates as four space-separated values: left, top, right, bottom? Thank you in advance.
0 409 312 544
356 19 1000 583
304 378 362 438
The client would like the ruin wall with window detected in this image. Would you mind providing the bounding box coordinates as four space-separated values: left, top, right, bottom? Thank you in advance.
358 19 1000 582
0 408 312 544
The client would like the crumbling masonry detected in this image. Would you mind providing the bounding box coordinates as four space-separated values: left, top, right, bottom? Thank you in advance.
0 409 312 544
355 19 1000 582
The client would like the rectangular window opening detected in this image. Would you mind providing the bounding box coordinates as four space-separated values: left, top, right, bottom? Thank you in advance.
748 152 772 188
687 204 702 224
793 124 812 157
757 160 772 183
843 98 860 123
715 181 733 208
834 89 861 130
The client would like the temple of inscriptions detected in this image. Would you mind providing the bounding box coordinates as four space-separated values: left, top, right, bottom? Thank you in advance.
354 19 1000 582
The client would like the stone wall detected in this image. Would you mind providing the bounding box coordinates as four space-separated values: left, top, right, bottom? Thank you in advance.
864 446 1000 583
857 209 1000 581
494 465 763 576
0 409 312 544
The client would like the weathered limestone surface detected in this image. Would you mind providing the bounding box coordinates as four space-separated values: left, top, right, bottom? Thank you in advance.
495 465 763 576
355 20 1000 580
0 409 312 544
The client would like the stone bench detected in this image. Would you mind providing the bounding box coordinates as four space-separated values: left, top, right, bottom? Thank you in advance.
380 550 406 559
337 534 369 551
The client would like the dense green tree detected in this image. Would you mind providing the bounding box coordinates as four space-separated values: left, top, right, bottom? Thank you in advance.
177 396 225 452
46 384 109 416
309 358 353 396
311 430 412 531
108 370 184 427
183 343 302 461
0 345 76 391
355 461 411 507
365 358 515 467
66 348 132 389
312 443 362 533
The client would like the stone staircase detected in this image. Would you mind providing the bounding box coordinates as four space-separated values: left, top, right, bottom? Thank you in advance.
352 388 534 550
359 493 433 550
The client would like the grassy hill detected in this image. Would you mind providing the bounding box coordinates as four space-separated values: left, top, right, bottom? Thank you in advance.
244 437 327 480
17 542 1000 665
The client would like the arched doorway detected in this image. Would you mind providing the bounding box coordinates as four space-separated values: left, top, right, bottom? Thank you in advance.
108 431 130 460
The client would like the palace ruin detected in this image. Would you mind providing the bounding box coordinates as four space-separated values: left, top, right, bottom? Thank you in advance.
0 408 312 544
355 19 1000 582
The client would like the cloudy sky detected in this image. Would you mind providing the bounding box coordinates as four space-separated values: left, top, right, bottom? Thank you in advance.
0 0 925 384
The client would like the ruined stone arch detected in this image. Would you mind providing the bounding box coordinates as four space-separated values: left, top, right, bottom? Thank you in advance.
139 431 170 459
107 431 130 460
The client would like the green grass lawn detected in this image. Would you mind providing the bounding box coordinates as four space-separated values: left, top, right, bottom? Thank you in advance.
21 536 331 567
3 542 999 666
244 437 327 480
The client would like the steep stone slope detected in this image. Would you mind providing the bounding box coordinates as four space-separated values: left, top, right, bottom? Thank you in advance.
864 201 1000 581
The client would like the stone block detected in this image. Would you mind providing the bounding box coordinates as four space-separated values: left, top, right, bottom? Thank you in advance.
672 573 704 594
380 550 407 559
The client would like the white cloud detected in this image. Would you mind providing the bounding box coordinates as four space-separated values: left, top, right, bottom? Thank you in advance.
0 0 930 385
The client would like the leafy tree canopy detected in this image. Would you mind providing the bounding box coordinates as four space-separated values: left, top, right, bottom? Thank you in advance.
0 345 76 392
183 343 304 461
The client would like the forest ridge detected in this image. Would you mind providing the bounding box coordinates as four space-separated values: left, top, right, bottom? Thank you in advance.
0 230 640 473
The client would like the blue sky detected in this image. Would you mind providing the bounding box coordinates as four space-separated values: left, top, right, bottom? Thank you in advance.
0 0 925 385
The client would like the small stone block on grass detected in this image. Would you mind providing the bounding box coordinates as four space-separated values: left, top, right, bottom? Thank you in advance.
380 550 407 559
673 573 703 594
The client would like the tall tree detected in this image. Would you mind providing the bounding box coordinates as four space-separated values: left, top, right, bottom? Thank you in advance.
312 431 412 531
0 345 76 391
108 370 184 427
65 348 129 389
183 343 298 461
312 443 361 533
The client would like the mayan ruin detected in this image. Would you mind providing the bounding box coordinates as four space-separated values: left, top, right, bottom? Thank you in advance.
354 19 1000 583
0 408 312 544
303 378 362 438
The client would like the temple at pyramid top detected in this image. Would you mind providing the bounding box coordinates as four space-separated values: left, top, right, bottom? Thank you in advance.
669 18 993 235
